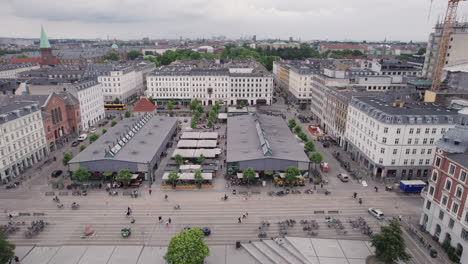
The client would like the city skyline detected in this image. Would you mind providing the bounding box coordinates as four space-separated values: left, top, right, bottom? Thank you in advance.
1 0 468 41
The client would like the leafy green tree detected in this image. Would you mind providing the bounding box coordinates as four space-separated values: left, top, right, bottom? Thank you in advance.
124 110 131 118
79 145 86 152
165 228 209 264
167 100 176 111
89 133 99 143
62 152 72 166
417 47 426 55
102 129 107 134
285 166 301 182
239 101 246 108
106 53 119 61
197 154 206 164
294 125 302 134
168 170 179 187
288 119 297 129
111 120 117 127
174 154 184 166
298 132 307 141
189 100 199 111
116 168 132 185
148 96 156 104
207 120 213 129
196 105 204 113
213 102 221 113
0 227 15 264
194 170 203 187
310 152 323 169
371 219 411 263
190 119 197 129
209 109 216 122
113 98 121 104
304 141 315 153
127 50 142 60
243 167 256 184
16 54 28 58
73 167 90 182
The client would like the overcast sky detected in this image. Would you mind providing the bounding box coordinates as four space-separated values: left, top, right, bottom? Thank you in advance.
2 0 468 41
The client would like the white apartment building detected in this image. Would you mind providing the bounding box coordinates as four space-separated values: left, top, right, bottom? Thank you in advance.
64 80 105 131
0 63 40 79
345 96 458 181
0 101 47 183
423 22 468 79
98 63 155 104
146 60 273 106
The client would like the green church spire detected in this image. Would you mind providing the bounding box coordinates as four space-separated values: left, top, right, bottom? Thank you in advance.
40 26 51 49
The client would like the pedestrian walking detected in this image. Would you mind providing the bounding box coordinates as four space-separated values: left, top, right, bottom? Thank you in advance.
242 213 246 219
14 256 19 263
238 217 242 223
165 221 169 227
246 212 248 217
158 216 162 223
149 189 152 195
168 217 172 224
320 183 323 188
164 194 168 200
127 207 132 215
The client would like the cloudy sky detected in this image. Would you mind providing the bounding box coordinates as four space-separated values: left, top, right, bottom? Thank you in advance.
2 0 468 41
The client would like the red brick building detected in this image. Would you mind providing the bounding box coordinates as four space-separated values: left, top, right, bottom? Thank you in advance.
421 108 468 263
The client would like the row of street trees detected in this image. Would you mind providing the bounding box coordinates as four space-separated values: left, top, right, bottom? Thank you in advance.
71 168 134 185
165 169 204 188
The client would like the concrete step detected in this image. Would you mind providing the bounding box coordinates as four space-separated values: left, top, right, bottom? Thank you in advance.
263 239 305 264
279 239 311 264
252 241 285 264
242 242 275 264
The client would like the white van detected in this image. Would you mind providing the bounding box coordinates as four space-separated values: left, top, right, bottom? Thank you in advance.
78 134 88 142
337 173 349 182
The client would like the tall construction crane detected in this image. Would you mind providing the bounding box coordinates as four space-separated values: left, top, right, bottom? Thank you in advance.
431 0 466 91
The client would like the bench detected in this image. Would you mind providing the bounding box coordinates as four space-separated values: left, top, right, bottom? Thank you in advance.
45 192 55 196
59 192 68 196
314 211 325 214
327 210 339 214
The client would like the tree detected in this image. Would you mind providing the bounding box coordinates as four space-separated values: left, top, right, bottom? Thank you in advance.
89 133 99 143
310 152 323 169
167 100 175 111
174 154 184 166
62 152 72 166
106 53 119 61
213 102 221 113
196 104 203 113
285 166 301 182
206 120 213 129
288 119 297 129
124 110 131 118
0 227 15 264
73 167 90 182
148 96 156 104
304 141 315 153
127 50 142 60
190 119 197 129
165 228 209 264
102 129 107 134
294 125 302 134
417 47 426 55
371 219 411 263
197 154 205 164
208 109 216 122
79 144 86 152
194 170 203 187
243 167 255 184
111 120 117 127
116 168 132 185
113 98 121 104
239 101 246 108
298 132 307 141
168 170 179 187
189 99 199 111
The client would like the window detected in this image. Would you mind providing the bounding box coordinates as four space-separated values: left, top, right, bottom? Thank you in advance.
421 149 426 154
461 171 467 182
441 128 446 134
384 127 388 133
410 159 415 165
425 159 430 165
406 149 410 154
449 218 455 229
416 128 421 134
449 164 456 176
425 128 430 134
462 229 468 242
445 179 452 191
432 128 437 134
404 159 408 165
423 138 428 144
429 138 435 144
409 128 414 134
429 186 435 196
380 148 385 154
456 186 463 199
428 149 432 155
394 138 400 144
393 149 398 155
415 139 419 144
407 138 412 144
442 195 448 205
426 200 431 210
435 156 442 168
382 137 387 143
419 159 424 165
396 128 401 134
439 210 444 220
431 170 438 182
391 159 396 165
452 202 459 214
412 149 417 154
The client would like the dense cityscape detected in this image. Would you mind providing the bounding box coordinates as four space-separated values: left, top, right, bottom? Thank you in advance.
0 1 468 264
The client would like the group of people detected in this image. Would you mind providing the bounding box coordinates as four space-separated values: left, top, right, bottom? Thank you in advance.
237 212 249 223
158 216 172 227
353 192 363 204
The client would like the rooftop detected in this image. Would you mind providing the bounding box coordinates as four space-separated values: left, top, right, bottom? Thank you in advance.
70 114 177 164
0 63 39 71
227 113 309 163
0 96 41 124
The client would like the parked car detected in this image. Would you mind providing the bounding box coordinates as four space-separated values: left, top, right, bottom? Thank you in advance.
368 208 384 220
337 173 349 182
71 141 80 147
157 106 165 110
51 170 63 178
174 106 181 110
78 134 88 142
89 128 97 133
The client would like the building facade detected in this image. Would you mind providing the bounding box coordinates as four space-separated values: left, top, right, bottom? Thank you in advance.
0 100 47 183
345 97 458 181
423 22 468 79
420 108 468 263
146 60 273 106
0 63 40 79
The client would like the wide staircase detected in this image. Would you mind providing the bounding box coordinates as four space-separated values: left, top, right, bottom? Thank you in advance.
241 237 314 264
